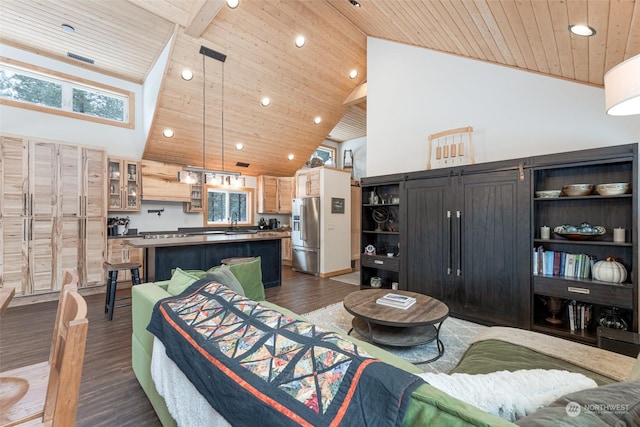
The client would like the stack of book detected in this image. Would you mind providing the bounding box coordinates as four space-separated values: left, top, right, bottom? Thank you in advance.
567 301 592 331
376 293 416 310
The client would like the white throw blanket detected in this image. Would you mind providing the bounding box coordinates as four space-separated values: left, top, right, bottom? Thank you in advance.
416 369 597 422
151 337 231 427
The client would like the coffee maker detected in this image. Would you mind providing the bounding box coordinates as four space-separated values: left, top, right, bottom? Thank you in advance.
268 218 280 230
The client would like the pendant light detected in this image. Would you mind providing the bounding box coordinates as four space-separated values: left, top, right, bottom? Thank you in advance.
178 45 240 184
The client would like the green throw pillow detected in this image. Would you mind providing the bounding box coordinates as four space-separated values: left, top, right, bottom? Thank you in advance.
515 379 640 426
171 268 208 279
227 257 265 301
207 265 245 296
167 267 199 295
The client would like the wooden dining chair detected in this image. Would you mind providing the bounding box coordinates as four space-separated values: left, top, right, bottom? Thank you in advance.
0 287 15 316
0 269 88 427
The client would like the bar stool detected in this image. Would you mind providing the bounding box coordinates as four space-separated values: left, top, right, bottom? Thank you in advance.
221 257 256 265
104 261 142 321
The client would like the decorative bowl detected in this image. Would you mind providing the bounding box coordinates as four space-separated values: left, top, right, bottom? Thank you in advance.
554 224 605 240
561 184 594 197
535 190 561 198
595 183 630 196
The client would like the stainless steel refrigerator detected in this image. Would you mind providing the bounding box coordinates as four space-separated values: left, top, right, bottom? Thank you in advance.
291 197 320 274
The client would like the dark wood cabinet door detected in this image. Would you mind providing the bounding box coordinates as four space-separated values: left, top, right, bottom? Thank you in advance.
456 170 530 327
401 177 453 302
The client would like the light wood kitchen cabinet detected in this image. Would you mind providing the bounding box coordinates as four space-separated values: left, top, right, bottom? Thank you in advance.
281 233 292 266
295 168 320 197
107 238 144 283
183 172 204 212
141 159 190 202
277 177 294 213
257 176 295 214
257 175 278 213
108 157 141 211
0 134 107 297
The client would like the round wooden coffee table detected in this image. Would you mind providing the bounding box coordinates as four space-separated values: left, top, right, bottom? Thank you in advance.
343 289 449 363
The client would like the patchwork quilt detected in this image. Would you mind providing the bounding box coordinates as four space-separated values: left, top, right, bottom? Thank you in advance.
148 279 423 426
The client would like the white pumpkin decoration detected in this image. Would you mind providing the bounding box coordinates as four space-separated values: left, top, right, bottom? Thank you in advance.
592 257 627 283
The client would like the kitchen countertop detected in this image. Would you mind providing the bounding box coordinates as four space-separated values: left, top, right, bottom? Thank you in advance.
124 231 289 248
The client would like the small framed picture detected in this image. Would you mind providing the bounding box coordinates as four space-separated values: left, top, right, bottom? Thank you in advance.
331 197 345 214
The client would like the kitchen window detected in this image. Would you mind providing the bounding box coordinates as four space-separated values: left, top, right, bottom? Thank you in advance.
0 58 134 128
205 186 254 226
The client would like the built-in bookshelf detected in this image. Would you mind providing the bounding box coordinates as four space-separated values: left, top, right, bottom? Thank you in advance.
531 146 637 345
360 182 401 290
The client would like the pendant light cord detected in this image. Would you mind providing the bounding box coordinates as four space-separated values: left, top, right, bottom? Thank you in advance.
221 62 225 172
202 54 206 171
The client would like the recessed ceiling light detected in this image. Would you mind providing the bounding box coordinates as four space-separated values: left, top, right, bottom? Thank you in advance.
226 0 239 8
61 24 75 33
235 143 244 150
349 0 361 7
349 69 358 79
295 35 305 48
288 154 294 160
181 69 193 81
162 129 174 138
261 96 271 107
569 24 596 37
314 116 322 124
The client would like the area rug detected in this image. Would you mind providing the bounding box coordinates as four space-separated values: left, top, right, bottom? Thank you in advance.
303 302 487 373
329 271 360 286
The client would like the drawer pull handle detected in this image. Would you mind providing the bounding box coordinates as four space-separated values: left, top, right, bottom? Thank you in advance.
568 287 590 295
374 260 384 265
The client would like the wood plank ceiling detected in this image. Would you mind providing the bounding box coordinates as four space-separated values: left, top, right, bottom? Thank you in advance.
1 0 639 177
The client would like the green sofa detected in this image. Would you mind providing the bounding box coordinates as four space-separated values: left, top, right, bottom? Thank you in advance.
132 281 639 426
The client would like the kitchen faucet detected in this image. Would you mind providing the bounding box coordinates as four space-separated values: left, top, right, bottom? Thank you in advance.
230 212 238 230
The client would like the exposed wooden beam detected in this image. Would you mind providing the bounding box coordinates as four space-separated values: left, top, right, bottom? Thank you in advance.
343 82 367 106
185 0 226 38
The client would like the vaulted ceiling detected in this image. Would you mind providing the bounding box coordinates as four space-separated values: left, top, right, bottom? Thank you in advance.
1 0 639 176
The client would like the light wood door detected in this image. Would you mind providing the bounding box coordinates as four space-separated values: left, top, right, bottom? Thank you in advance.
0 216 28 295
84 149 107 217
1 135 28 217
83 217 106 286
29 141 57 218
58 217 80 287
257 175 278 213
281 234 292 265
0 136 29 294
29 218 55 293
295 169 320 197
277 177 294 213
58 144 81 217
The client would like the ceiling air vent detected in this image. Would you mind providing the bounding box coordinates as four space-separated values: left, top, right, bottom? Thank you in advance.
236 162 250 168
67 52 94 64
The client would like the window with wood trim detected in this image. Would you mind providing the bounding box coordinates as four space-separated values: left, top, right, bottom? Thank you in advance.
0 58 134 128
205 185 254 227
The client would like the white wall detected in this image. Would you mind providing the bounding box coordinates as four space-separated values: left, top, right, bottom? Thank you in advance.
367 38 640 177
0 44 146 158
338 136 366 180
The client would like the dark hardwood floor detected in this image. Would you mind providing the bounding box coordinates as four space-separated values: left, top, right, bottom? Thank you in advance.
0 267 357 426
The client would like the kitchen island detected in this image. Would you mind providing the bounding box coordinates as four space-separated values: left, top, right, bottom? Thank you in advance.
125 231 285 288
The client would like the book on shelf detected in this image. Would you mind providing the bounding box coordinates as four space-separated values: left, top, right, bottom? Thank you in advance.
376 293 416 309
567 301 592 331
532 248 593 280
